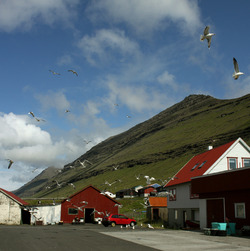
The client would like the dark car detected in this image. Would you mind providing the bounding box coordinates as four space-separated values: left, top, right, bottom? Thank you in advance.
102 214 137 227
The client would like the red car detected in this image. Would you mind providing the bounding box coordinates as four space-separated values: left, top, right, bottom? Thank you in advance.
102 214 137 227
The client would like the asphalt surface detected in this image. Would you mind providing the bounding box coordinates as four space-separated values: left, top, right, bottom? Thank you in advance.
0 224 250 251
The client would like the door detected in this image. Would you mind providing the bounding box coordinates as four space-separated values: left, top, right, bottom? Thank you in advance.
84 208 94 223
183 211 187 228
206 199 224 227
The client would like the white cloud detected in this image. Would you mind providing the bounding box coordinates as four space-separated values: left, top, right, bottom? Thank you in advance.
224 76 250 99
78 29 140 65
87 0 201 35
106 79 168 112
0 112 92 190
0 0 79 32
157 70 179 91
35 91 70 113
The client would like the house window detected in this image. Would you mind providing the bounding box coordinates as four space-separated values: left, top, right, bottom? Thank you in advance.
169 188 176 201
198 161 207 169
228 157 237 170
191 163 199 171
235 203 246 218
243 158 250 167
174 210 178 220
68 208 78 215
189 185 199 199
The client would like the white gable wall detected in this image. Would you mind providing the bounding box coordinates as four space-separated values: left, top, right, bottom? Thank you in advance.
30 204 61 225
0 192 21 225
205 140 250 175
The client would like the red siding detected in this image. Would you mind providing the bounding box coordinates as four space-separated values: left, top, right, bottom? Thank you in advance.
61 185 119 223
191 168 250 229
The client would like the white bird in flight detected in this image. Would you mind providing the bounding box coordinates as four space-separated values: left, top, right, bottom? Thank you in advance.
200 26 215 48
83 139 91 144
28 111 35 117
6 159 14 169
104 180 117 186
49 70 61 75
54 180 65 188
113 165 119 171
232 57 244 80
144 175 155 184
68 69 78 76
68 183 76 189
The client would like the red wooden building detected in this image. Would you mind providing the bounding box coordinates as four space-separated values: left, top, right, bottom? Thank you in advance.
191 167 250 230
61 185 120 223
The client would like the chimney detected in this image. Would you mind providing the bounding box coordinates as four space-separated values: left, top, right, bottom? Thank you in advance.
208 145 213 150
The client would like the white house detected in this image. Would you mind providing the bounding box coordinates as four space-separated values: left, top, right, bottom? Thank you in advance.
165 137 250 229
0 188 29 225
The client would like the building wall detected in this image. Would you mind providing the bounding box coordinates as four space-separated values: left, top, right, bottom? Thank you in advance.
166 183 199 228
61 186 119 223
198 190 250 230
167 183 199 209
147 207 168 221
30 204 61 225
199 199 207 229
0 192 21 225
205 142 250 174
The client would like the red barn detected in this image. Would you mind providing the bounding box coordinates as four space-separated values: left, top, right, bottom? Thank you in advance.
61 185 120 223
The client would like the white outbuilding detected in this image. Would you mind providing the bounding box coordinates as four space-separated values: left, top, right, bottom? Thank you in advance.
0 188 30 225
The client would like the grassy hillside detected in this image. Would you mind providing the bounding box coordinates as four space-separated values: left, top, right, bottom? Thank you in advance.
15 94 250 199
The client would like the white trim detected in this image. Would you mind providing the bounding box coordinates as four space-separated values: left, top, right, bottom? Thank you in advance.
204 137 249 174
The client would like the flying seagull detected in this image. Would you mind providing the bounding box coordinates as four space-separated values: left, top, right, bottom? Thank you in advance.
53 180 65 188
144 175 155 184
49 70 61 75
104 180 117 186
68 69 78 76
232 57 244 80
28 111 35 117
83 139 91 144
68 183 76 189
35 117 46 122
200 26 215 48
6 159 14 169
113 165 119 171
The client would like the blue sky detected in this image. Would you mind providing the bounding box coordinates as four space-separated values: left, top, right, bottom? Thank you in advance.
0 0 249 191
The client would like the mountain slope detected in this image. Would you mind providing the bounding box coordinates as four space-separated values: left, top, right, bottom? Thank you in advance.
14 167 60 197
15 94 250 198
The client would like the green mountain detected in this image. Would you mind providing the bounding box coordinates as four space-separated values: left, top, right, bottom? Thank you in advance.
15 94 250 199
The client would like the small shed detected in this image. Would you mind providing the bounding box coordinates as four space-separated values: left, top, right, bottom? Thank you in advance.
138 184 161 197
61 185 121 223
0 188 29 225
147 197 168 222
116 186 142 198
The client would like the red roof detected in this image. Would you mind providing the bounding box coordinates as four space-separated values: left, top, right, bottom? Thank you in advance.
61 184 120 205
148 197 167 207
165 139 236 187
0 188 28 206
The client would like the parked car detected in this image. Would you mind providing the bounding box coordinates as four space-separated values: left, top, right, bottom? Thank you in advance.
102 214 137 227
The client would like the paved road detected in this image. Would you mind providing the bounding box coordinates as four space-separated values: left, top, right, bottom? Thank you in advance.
0 224 250 251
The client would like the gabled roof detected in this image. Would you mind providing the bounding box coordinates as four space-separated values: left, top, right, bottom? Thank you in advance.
61 184 120 205
0 188 28 206
148 197 167 207
165 139 237 187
